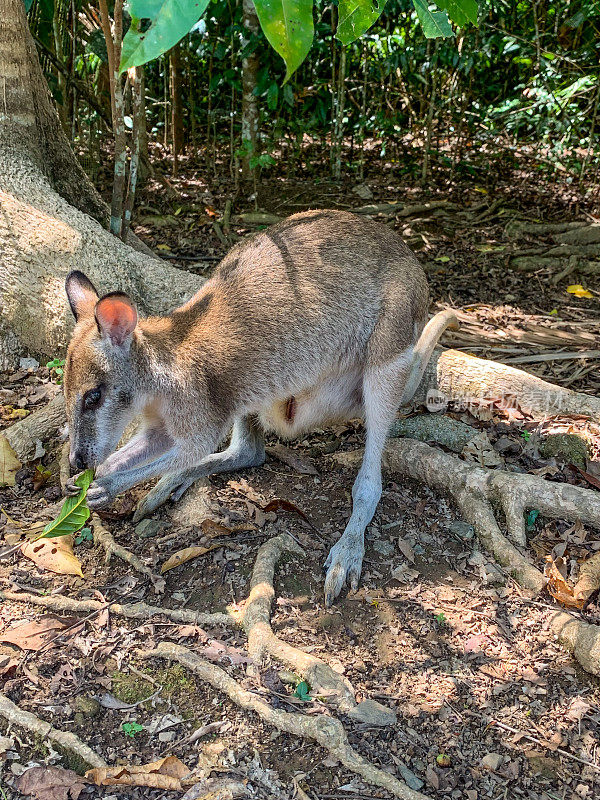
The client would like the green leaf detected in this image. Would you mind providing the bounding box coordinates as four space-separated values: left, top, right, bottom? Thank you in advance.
434 0 477 28
122 721 144 737
336 0 386 45
253 0 314 82
293 680 312 701
38 469 94 539
120 0 211 73
526 509 539 530
412 0 454 38
75 527 93 545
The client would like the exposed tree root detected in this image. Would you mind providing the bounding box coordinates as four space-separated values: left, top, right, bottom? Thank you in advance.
382 438 600 556
335 437 600 676
0 691 106 768
549 611 600 676
3 393 65 462
0 589 234 627
92 514 165 594
141 643 430 800
414 348 600 421
242 534 358 713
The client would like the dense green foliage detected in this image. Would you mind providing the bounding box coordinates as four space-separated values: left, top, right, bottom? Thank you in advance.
27 0 600 182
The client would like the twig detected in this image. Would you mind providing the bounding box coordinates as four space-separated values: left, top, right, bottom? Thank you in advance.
0 589 234 627
242 534 357 712
92 514 165 593
141 643 430 800
0 692 106 768
487 718 600 772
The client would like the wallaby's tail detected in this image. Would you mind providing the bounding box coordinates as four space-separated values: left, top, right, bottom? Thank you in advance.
401 309 459 405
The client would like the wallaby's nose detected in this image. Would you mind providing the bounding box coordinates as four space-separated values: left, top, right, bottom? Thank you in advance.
70 451 87 471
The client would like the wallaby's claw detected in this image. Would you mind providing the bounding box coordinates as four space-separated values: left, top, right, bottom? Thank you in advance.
65 474 83 496
323 534 365 607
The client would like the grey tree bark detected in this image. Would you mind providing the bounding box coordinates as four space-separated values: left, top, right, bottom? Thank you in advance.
0 0 201 368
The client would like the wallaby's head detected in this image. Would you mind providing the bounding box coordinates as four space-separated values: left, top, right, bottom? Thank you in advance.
64 271 141 470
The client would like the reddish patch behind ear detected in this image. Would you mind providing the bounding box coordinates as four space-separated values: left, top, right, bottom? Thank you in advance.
94 292 138 346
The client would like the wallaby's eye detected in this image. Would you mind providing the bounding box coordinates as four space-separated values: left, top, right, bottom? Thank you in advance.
83 387 103 411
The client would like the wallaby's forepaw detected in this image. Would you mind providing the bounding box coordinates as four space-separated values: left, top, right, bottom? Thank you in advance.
86 480 113 509
65 474 83 496
133 473 196 523
323 535 365 607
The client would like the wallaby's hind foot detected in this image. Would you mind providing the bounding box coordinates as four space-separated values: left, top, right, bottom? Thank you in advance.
324 533 366 607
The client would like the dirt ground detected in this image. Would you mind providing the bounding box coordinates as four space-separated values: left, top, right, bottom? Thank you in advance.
1 161 599 800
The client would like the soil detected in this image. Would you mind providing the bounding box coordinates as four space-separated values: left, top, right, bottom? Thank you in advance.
1 153 599 800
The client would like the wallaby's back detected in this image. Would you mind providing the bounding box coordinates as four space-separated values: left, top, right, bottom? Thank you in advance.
143 210 429 416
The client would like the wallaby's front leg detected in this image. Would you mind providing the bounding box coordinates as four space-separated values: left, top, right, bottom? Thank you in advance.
133 416 265 522
65 427 173 496
86 444 188 509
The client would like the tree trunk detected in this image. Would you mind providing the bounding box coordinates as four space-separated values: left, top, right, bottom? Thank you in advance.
241 0 260 179
169 42 184 177
0 0 201 368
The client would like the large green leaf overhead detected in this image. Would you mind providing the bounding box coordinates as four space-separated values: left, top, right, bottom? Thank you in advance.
336 0 387 45
120 0 210 73
412 0 454 38
435 0 478 27
252 0 314 82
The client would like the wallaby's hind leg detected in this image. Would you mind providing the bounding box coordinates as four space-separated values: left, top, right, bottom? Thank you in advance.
133 416 265 522
324 352 412 606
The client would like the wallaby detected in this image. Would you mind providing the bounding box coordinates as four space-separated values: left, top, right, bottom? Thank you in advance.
64 209 457 605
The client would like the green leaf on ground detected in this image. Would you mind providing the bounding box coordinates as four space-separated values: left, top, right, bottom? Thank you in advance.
293 680 312 701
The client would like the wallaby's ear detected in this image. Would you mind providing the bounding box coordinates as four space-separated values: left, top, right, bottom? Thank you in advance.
94 292 138 347
65 271 99 321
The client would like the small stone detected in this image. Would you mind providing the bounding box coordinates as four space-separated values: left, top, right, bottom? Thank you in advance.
447 521 475 540
158 731 176 743
397 763 424 791
480 753 503 771
73 695 101 717
135 519 162 539
19 357 39 370
373 540 395 556
347 699 397 726
43 486 61 502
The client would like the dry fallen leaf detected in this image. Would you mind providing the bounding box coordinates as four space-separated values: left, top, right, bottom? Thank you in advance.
0 616 72 651
263 498 312 525
266 443 319 475
544 556 584 610
21 535 83 577
16 765 86 800
0 434 21 487
462 432 503 467
86 755 192 790
161 544 219 574
201 519 255 538
566 284 594 299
